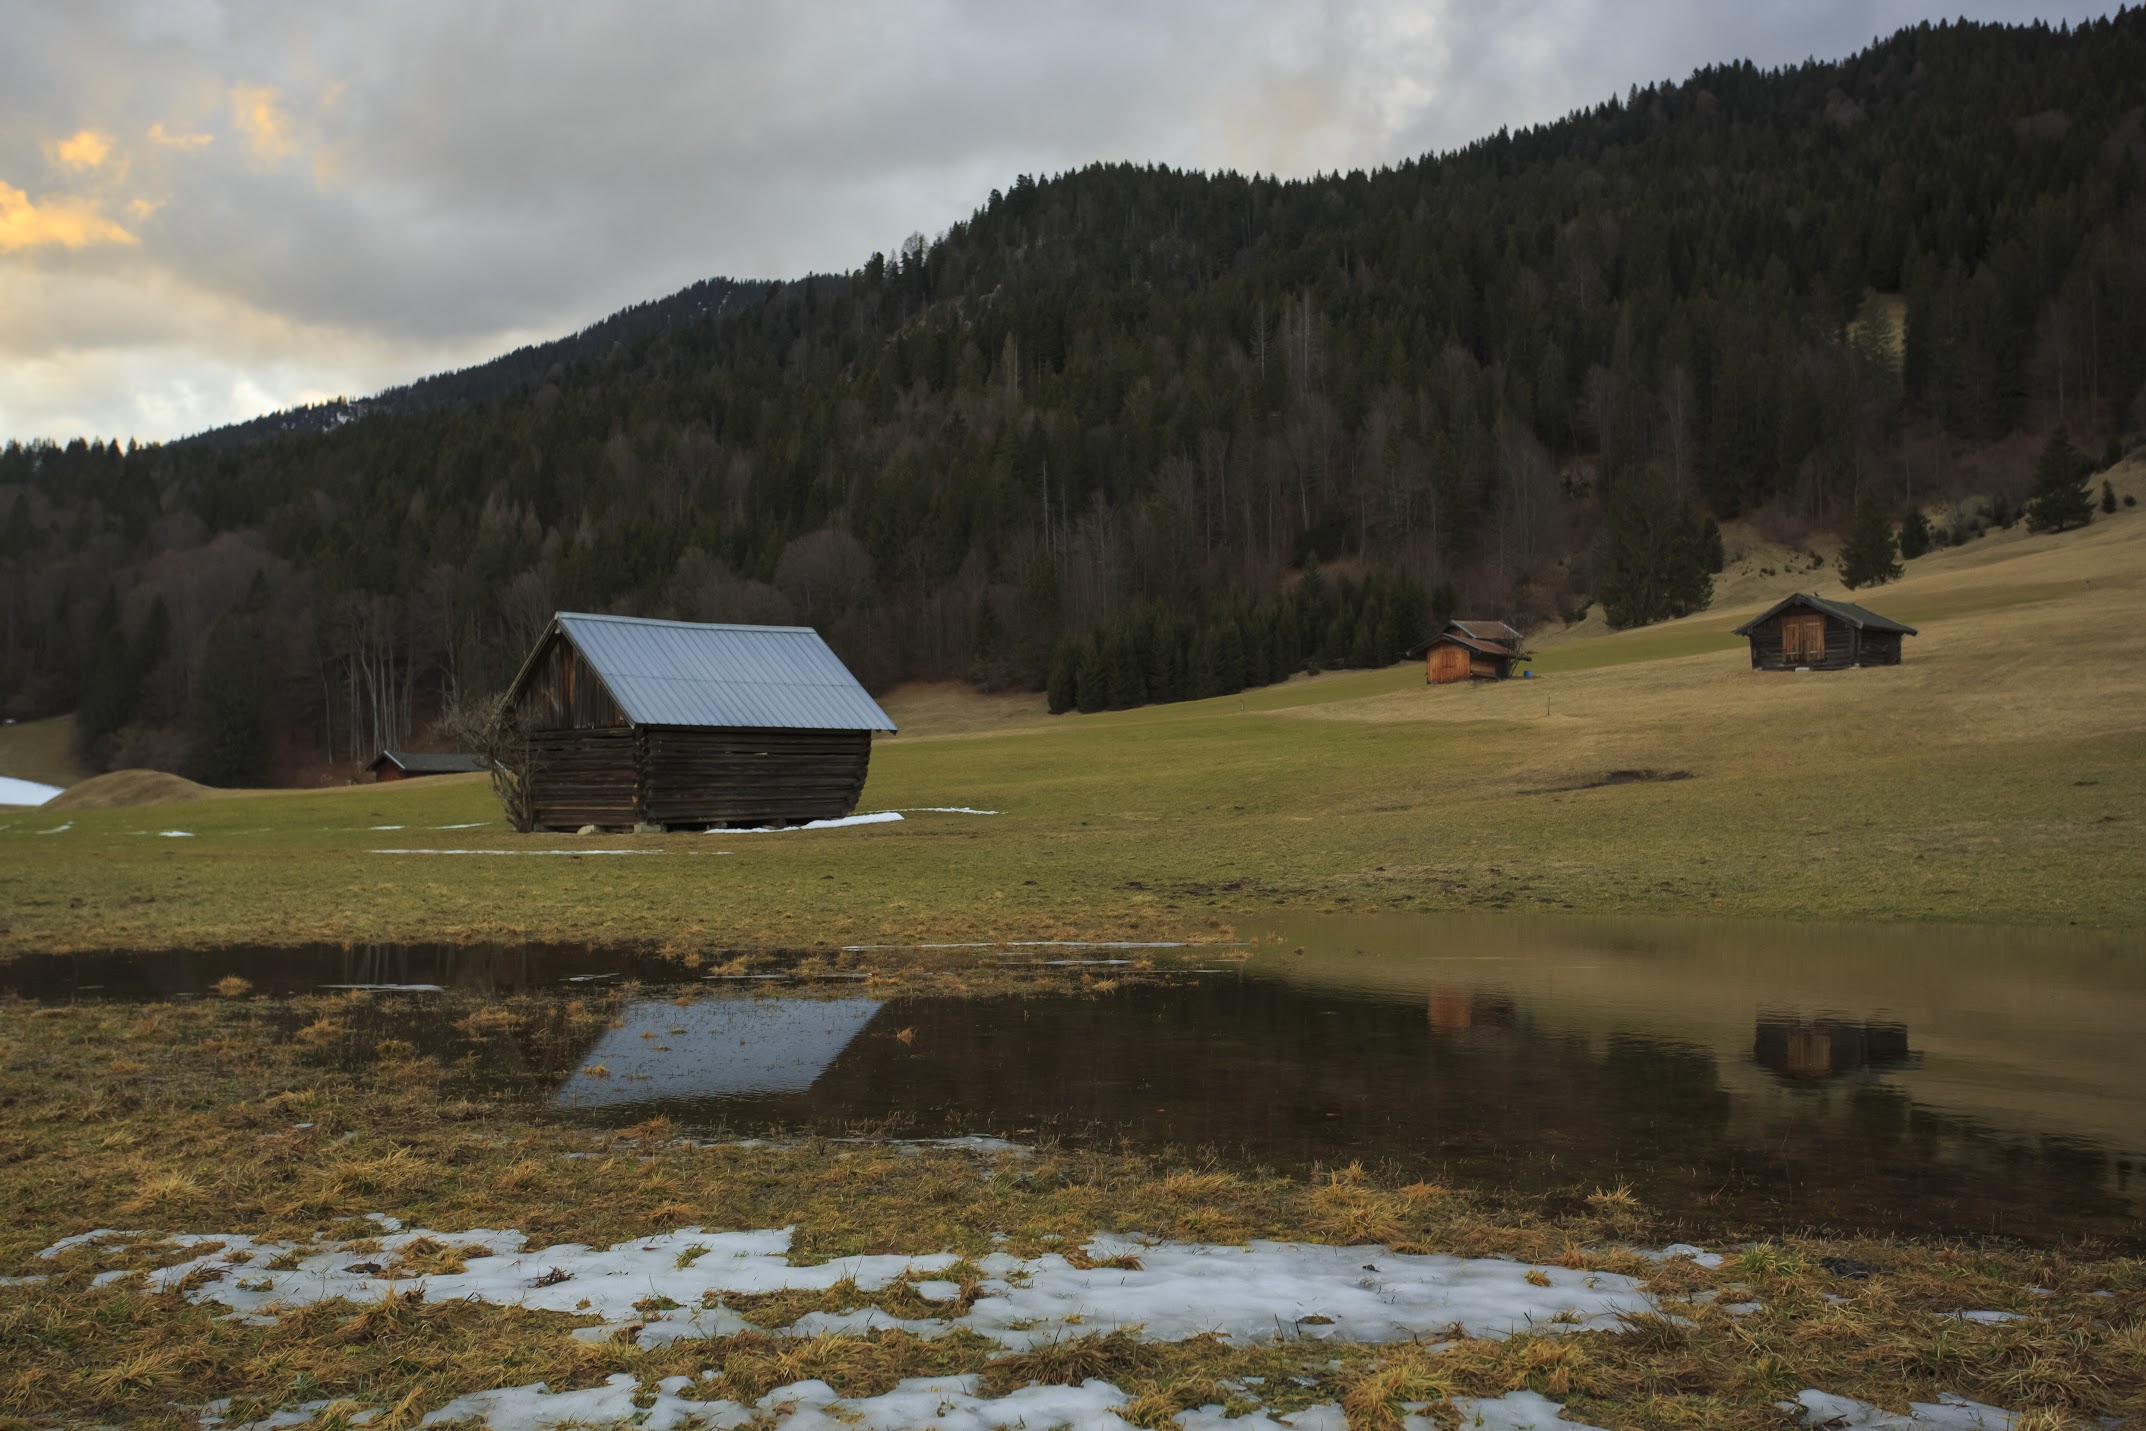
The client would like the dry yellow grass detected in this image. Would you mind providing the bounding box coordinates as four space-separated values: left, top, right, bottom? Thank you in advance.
1 994 2140 1430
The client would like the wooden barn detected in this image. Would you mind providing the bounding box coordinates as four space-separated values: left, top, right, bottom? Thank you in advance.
1410 620 1530 684
368 749 492 782
498 614 896 832
1732 593 1917 671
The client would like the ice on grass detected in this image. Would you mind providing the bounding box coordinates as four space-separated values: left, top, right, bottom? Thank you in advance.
716 811 904 832
218 1376 1631 1431
1788 1389 2017 1429
368 848 662 856
45 1223 1653 1351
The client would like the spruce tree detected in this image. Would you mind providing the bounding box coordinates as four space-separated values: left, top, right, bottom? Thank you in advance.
2101 481 2119 515
1838 489 1903 589
2025 428 2094 533
1594 468 1714 628
1898 508 1932 560
1045 643 1078 713
1074 640 1107 713
184 615 269 787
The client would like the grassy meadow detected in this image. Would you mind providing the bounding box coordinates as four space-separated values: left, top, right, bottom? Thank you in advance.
4 471 2145 957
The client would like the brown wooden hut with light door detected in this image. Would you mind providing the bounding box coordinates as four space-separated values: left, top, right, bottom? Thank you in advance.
498 613 896 832
1731 593 1917 671
1410 620 1530 684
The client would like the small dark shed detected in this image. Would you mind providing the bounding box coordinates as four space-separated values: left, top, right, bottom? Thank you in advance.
1408 620 1530 684
1732 593 1918 671
369 750 492 782
498 613 895 832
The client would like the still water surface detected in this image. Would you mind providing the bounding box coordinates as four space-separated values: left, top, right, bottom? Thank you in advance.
6 915 2140 1244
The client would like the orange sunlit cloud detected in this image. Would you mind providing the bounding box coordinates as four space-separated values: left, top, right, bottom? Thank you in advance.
230 84 297 159
0 183 141 252
147 121 213 151
54 130 116 170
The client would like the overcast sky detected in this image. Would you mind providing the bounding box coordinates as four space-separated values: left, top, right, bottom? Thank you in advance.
0 0 2112 444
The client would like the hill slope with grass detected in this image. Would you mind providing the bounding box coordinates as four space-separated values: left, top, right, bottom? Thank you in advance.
2 482 2140 954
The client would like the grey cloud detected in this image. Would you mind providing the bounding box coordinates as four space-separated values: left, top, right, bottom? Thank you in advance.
0 0 2115 440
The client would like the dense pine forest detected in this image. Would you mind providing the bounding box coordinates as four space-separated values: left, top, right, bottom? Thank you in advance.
5 13 2146 782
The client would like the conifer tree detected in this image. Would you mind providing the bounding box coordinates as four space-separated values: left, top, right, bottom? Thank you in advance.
2025 428 2094 533
1838 489 1903 589
1594 468 1713 628
1897 507 1932 560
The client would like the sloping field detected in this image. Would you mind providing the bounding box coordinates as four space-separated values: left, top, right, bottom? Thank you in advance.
2 480 2141 953
0 714 90 790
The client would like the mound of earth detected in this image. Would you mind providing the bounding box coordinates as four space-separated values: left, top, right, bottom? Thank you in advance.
44 769 215 810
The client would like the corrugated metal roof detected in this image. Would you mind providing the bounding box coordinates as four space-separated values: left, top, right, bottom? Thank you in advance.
552 613 896 732
1732 593 1918 637
1451 619 1524 643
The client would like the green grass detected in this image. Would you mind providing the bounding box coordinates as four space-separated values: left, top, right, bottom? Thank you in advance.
4 506 2146 955
0 715 87 792
0 700 2139 956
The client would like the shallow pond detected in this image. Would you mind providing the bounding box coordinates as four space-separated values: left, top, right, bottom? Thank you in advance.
5 914 2140 1245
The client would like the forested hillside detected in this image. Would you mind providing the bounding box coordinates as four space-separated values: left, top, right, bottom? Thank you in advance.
5 13 2145 782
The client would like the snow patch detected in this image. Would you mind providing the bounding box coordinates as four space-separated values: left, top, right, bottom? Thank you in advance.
47 1225 1654 1350
198 1377 1627 1431
1648 1243 1725 1269
0 775 64 806
435 822 489 829
1787 1390 2017 1428
158 830 194 837
368 848 662 856
419 1373 1354 1431
36 821 72 834
715 811 904 833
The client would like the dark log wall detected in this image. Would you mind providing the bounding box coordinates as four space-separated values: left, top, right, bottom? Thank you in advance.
510 633 876 829
641 727 872 828
527 728 639 830
513 636 628 731
1746 611 1905 669
1859 630 1904 665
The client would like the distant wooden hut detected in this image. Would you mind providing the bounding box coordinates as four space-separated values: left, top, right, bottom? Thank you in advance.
1409 620 1530 684
498 614 896 832
368 749 492 782
1732 593 1917 671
